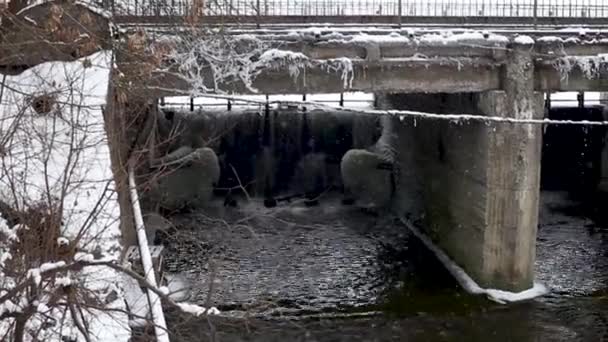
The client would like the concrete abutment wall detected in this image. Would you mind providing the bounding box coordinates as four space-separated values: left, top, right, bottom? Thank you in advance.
385 91 543 291
384 42 544 292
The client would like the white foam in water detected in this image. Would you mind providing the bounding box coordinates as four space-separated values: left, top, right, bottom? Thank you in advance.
399 217 549 304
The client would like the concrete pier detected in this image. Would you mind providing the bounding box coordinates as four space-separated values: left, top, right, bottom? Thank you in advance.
385 41 543 291
599 95 608 193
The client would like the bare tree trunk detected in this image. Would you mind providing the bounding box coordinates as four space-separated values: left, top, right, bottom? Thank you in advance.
14 316 26 342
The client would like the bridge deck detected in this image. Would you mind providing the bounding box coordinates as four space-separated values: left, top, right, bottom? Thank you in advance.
110 0 608 17
108 0 608 26
115 15 608 27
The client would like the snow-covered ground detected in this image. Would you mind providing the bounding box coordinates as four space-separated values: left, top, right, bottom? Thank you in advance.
0 52 131 341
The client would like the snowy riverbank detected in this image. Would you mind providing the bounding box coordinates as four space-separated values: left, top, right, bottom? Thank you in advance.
0 51 130 341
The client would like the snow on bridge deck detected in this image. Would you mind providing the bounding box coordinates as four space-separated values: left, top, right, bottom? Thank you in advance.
129 28 608 96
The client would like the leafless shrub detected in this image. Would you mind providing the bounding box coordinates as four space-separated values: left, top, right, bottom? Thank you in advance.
0 2 237 340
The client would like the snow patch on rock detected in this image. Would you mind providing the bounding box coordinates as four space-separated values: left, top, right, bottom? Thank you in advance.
514 35 535 45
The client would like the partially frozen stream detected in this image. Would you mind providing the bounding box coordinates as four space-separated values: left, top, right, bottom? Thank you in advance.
160 191 607 341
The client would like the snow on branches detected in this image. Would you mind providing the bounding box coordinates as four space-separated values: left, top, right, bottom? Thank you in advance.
0 51 130 342
165 32 269 93
552 54 608 82
160 31 355 95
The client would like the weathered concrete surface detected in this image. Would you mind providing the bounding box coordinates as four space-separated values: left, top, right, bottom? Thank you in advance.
385 93 494 287
147 57 608 97
387 42 543 291
480 42 543 291
148 59 502 96
602 98 608 192
599 103 608 193
478 91 544 291
389 91 543 291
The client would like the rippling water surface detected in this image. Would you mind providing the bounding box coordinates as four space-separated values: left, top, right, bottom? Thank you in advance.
161 191 607 341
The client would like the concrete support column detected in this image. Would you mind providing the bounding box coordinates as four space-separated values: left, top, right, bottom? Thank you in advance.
388 40 543 292
598 98 608 192
474 41 544 291
476 90 544 290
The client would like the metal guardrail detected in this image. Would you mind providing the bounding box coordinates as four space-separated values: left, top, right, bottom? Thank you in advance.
106 0 608 18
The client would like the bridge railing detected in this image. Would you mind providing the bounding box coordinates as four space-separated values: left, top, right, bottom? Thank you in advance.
106 0 608 18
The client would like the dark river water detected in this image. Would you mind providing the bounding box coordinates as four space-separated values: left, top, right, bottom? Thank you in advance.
160 191 608 342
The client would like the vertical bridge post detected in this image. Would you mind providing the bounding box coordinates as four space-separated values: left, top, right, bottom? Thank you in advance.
533 0 538 29
475 39 543 291
397 0 402 27
386 38 543 292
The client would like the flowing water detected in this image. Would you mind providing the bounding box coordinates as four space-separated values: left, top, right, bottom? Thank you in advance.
160 191 608 342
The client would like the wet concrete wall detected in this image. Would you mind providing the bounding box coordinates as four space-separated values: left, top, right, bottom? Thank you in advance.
141 107 383 210
386 89 544 292
382 93 490 285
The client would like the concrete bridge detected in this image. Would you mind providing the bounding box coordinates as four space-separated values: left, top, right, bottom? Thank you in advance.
3 0 608 296
131 27 607 294
108 1 608 293
110 0 608 26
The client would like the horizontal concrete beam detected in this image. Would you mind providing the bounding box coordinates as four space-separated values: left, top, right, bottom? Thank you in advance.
263 39 606 61
273 40 507 60
129 57 608 95
143 59 502 96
